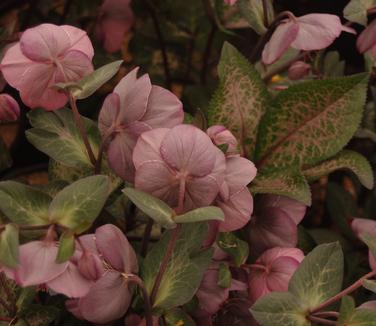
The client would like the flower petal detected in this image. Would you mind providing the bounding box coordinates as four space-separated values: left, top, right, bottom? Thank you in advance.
61 25 94 59
224 156 257 195
266 256 300 292
0 94 20 122
98 92 121 135
58 49 93 81
351 218 376 239
357 19 376 53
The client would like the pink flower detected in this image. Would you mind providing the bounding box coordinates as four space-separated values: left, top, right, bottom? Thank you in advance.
0 94 20 122
351 218 376 270
0 24 94 110
249 195 306 257
96 0 134 53
224 0 238 5
262 14 355 65
288 61 311 80
207 125 238 155
248 247 304 303
67 224 138 323
357 19 376 59
99 67 183 182
133 125 226 212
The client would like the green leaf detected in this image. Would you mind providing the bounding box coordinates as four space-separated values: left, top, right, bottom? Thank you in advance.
237 0 274 35
255 74 369 171
123 188 176 229
322 51 345 77
72 60 123 99
164 308 196 326
337 296 356 325
142 223 213 310
344 0 376 26
217 232 249 266
49 175 110 233
250 169 312 205
26 108 100 169
363 279 376 293
0 224 19 268
360 233 376 261
0 137 12 173
218 262 232 288
21 304 60 326
208 42 269 159
174 206 224 224
303 150 374 189
0 181 51 225
289 242 344 309
345 308 376 325
56 231 75 263
16 287 37 314
250 292 309 326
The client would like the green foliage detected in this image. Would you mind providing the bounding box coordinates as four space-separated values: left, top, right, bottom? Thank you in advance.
0 181 52 225
289 242 344 309
164 308 196 326
342 309 376 325
237 0 274 35
56 231 75 263
217 262 231 288
142 223 213 310
217 232 249 266
338 296 356 325
362 279 376 293
208 42 269 159
322 51 345 77
303 150 374 189
0 223 19 268
343 0 376 25
49 175 110 233
26 108 100 169
360 233 376 261
174 206 224 223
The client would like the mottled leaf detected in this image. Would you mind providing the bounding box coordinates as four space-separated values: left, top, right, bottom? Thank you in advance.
289 242 343 309
208 42 269 158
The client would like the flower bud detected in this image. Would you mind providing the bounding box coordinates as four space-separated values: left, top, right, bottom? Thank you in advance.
0 94 20 122
207 125 238 155
288 61 311 80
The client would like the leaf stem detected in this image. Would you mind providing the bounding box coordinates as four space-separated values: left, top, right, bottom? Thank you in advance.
312 311 339 319
261 0 270 27
141 219 154 257
68 94 97 167
310 270 376 314
94 130 113 174
128 275 153 326
307 315 336 325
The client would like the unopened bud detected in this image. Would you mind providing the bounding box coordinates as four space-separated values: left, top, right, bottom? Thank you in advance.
0 94 20 122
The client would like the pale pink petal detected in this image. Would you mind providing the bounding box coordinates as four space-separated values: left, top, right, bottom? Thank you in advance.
79 271 133 323
16 241 68 286
292 14 347 50
58 49 93 81
47 262 92 298
358 19 376 53
207 125 238 154
135 160 179 207
133 128 169 169
95 224 138 273
359 300 376 309
98 92 121 136
20 23 71 61
114 67 139 95
351 218 376 239
61 25 94 59
78 234 99 254
160 125 217 177
260 195 306 225
141 85 184 128
0 94 20 122
267 256 300 292
250 207 298 257
262 20 299 65
218 188 253 232
77 251 104 281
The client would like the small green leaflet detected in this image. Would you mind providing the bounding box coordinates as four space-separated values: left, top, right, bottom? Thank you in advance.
343 0 376 25
217 262 231 288
0 223 19 268
217 232 249 266
342 308 376 325
337 295 356 325
360 233 376 261
174 206 224 223
237 0 274 35
56 230 75 263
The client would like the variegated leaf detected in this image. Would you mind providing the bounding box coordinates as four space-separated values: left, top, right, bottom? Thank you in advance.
208 42 269 159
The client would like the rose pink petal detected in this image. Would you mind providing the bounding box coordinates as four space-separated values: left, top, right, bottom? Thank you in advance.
16 241 68 286
259 247 305 265
95 224 138 273
47 262 92 298
292 14 350 50
248 269 270 303
288 61 311 80
0 94 20 122
58 49 93 81
351 218 376 239
77 251 104 281
207 125 238 154
262 20 299 65
266 256 300 291
141 85 184 128
218 188 253 232
160 125 217 177
98 92 121 135
79 271 133 323
250 207 298 257
61 25 94 59
20 23 71 61
358 20 376 53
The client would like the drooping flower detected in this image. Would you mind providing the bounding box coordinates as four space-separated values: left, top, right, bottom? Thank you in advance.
247 247 304 303
249 195 306 257
0 94 20 122
262 14 355 65
99 67 183 182
67 224 138 323
0 23 94 110
133 125 226 212
96 0 134 53
351 218 376 270
357 19 376 59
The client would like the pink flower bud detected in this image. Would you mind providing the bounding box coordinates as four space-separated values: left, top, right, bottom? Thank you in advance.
288 61 311 80
207 125 238 155
0 94 20 122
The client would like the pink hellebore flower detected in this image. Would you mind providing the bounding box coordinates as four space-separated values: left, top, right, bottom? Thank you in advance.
67 224 138 323
262 14 355 65
207 125 238 155
249 195 306 257
0 23 94 110
0 94 20 122
351 218 376 270
133 125 226 212
96 0 134 53
357 19 376 59
99 67 183 182
248 247 304 303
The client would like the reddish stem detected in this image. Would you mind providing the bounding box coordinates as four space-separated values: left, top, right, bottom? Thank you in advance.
307 315 336 325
